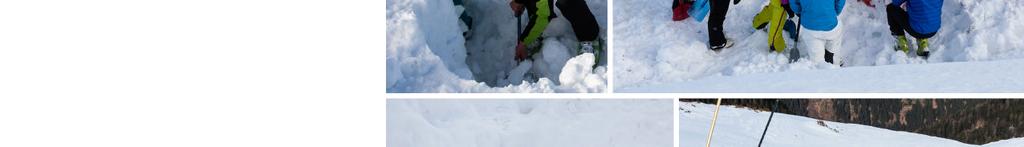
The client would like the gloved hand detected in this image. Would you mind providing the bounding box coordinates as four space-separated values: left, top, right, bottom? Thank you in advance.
733 0 741 5
515 42 528 61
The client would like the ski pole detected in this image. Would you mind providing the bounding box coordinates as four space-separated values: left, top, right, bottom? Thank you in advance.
705 98 723 147
757 100 780 147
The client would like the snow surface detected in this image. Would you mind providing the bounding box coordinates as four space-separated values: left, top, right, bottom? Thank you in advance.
621 59 1024 92
387 99 672 147
387 0 607 93
679 102 1024 147
615 0 1024 92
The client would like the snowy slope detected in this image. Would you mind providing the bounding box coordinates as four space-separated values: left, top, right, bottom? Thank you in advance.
387 99 672 147
387 0 607 93
679 102 1024 147
614 0 1024 92
621 59 1024 92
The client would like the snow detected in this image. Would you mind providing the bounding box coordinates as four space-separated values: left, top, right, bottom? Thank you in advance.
621 59 1024 92
387 99 672 147
679 102 1024 147
387 0 607 93
614 0 1024 92
982 138 1024 147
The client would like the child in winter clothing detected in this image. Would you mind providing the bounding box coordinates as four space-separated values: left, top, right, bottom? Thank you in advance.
510 0 601 62
791 0 845 65
887 0 943 58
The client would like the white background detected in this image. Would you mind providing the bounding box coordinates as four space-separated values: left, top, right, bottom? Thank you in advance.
1 0 379 146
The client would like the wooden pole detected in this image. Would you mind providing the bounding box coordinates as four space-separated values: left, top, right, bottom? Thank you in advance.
705 98 722 147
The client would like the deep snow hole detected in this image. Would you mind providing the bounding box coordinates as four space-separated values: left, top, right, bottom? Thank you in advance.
461 0 606 87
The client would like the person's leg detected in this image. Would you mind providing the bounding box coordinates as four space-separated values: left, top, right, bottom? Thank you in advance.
824 23 844 65
708 0 730 49
556 0 600 42
751 5 785 52
908 31 935 58
886 4 910 36
753 6 770 30
799 26 827 63
767 2 786 53
887 4 912 52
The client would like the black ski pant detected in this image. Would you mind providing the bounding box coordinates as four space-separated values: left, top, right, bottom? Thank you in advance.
708 0 730 47
556 0 600 42
886 4 935 39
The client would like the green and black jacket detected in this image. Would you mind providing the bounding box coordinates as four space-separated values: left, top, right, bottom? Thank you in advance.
516 0 557 45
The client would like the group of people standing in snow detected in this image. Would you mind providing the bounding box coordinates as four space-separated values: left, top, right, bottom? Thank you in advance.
672 0 943 66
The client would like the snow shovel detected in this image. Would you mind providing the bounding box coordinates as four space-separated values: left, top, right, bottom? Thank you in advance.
789 18 801 63
505 13 534 84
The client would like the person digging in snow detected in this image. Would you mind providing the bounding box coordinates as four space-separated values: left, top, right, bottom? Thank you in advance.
510 0 602 65
887 0 942 59
791 0 845 65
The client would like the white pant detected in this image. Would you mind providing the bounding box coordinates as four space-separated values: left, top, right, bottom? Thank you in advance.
798 23 843 65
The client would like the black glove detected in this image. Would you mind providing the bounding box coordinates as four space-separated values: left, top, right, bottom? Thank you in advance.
733 0 740 5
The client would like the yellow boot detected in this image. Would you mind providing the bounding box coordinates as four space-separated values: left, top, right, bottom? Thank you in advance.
895 35 909 53
917 38 930 58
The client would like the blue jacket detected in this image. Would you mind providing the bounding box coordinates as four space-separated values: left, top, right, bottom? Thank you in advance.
893 0 943 34
790 0 845 31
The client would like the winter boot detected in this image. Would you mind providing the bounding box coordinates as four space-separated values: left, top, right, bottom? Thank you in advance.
825 50 835 64
895 35 909 53
580 41 595 54
579 40 602 68
917 38 930 58
673 0 693 21
710 38 734 52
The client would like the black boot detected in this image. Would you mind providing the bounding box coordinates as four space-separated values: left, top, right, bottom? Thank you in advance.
824 50 834 64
